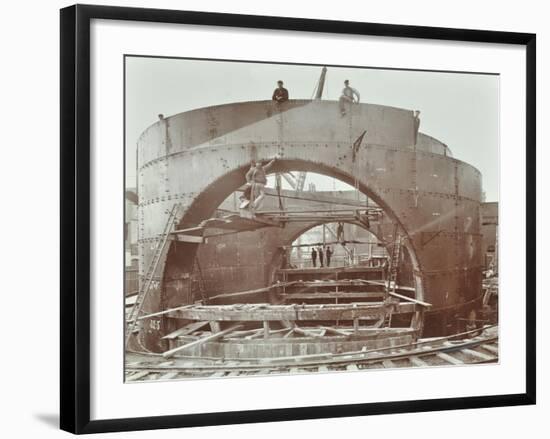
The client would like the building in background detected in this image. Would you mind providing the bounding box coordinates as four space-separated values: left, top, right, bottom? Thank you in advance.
481 201 498 274
125 189 139 294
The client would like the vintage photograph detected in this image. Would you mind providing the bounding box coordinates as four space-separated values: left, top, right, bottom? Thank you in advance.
124 57 499 382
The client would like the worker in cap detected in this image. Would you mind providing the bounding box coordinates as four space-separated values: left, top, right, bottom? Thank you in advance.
272 80 289 103
339 79 360 115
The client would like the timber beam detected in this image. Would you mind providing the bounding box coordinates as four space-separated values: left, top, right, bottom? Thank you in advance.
281 292 386 300
166 302 418 321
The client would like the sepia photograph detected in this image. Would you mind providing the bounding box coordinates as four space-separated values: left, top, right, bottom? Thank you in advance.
124 56 499 382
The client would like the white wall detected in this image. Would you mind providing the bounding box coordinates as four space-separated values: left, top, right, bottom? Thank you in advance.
0 0 546 437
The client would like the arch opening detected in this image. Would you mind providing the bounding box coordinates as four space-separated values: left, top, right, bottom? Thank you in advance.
284 222 389 270
164 163 425 309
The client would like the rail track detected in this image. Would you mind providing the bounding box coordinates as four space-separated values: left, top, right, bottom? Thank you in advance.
125 326 498 382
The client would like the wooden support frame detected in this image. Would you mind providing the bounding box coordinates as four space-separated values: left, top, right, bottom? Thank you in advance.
165 302 418 322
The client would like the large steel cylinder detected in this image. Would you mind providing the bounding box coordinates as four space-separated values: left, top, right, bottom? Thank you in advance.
137 99 482 350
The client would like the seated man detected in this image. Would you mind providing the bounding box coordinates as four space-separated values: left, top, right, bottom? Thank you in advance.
272 80 289 103
339 79 360 115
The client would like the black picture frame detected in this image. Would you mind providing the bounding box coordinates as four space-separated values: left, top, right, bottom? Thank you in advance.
60 4 536 434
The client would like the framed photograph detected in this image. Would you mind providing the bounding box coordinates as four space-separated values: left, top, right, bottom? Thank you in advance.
60 4 536 434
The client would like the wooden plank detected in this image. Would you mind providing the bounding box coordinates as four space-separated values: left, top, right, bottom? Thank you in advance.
158 372 179 380
366 280 416 292
293 327 324 339
158 361 175 367
225 362 241 377
436 352 464 365
283 328 294 338
125 295 138 306
282 292 386 300
462 348 496 362
172 234 204 243
137 304 195 321
389 291 432 308
481 344 499 355
443 340 459 347
208 283 296 302
163 324 242 358
162 321 209 339
125 362 141 367
227 328 264 338
245 327 288 340
126 371 150 382
409 356 429 367
287 280 379 288
277 266 384 274
319 326 352 337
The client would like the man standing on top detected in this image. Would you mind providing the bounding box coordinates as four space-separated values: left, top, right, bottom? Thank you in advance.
311 247 317 268
246 157 277 211
339 79 360 116
272 80 289 103
325 246 333 267
318 246 324 268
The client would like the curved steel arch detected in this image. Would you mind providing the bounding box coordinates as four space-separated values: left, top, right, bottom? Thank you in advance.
163 158 425 296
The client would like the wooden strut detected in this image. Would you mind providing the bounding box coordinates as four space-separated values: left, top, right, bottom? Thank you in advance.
162 324 243 358
162 321 209 340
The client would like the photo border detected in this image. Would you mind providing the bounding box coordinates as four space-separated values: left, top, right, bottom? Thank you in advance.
60 4 536 434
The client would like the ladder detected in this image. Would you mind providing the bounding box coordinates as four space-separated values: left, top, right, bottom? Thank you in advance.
125 203 180 347
386 224 403 297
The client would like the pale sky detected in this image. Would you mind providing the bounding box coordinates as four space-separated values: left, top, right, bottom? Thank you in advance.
125 56 499 201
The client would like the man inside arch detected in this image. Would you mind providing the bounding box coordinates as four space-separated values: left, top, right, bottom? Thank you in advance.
336 222 345 243
246 157 277 211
